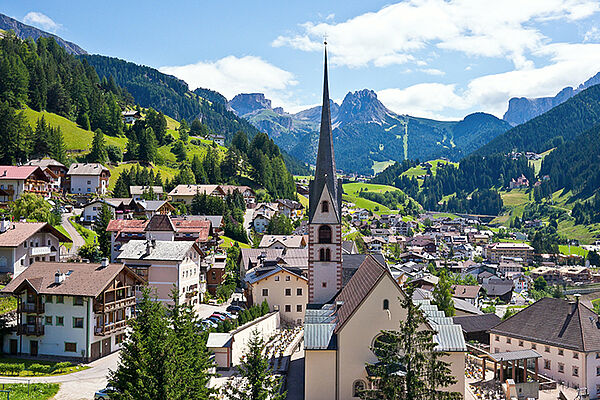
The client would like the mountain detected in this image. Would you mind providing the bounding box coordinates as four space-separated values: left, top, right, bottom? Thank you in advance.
229 89 510 174
475 84 600 157
0 13 86 55
229 93 273 116
503 72 600 126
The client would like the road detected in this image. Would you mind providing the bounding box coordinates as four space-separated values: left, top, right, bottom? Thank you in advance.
0 351 119 400
243 208 254 237
61 211 85 257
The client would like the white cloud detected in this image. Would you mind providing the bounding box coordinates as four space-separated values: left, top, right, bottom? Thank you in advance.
420 68 445 76
273 0 600 69
584 26 600 42
23 12 61 33
159 55 298 108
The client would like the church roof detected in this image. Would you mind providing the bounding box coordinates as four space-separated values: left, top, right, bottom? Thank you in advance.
309 46 341 222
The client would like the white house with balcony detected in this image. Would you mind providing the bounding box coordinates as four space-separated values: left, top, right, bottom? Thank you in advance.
0 260 144 361
67 163 110 195
0 221 71 276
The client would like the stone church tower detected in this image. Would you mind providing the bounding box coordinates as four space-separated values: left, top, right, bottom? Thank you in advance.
308 45 342 304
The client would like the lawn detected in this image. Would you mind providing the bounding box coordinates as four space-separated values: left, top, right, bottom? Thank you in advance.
558 244 589 257
0 357 89 377
529 148 554 175
219 236 251 249
21 107 128 153
429 212 460 220
500 189 530 207
557 219 600 245
343 182 402 195
298 194 308 208
68 217 97 246
52 224 72 250
342 194 392 214
372 160 395 174
0 383 59 400
342 182 408 215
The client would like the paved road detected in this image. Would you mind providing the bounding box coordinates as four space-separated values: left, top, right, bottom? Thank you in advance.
0 351 119 400
61 212 85 257
285 343 304 400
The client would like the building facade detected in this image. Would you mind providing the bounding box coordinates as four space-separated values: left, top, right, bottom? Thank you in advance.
67 163 110 195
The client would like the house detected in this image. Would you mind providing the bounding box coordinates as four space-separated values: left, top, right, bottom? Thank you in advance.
244 265 307 325
168 184 224 205
481 276 514 303
511 272 532 292
342 240 359 255
121 110 141 124
207 253 226 296
81 199 117 224
498 260 524 275
208 134 225 146
0 166 52 201
252 205 278 233
239 248 308 280
258 235 307 250
509 174 529 189
67 163 110 195
407 236 437 254
485 242 534 263
362 236 386 254
1 260 143 361
220 185 256 207
132 200 175 219
129 186 164 201
453 313 501 345
451 284 481 307
0 221 71 276
117 239 205 309
26 158 68 191
276 199 304 219
491 297 600 399
531 266 562 285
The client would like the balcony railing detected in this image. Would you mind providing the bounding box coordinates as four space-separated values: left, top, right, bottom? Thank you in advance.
29 246 52 256
95 319 127 336
95 297 136 313
17 323 44 336
18 302 45 314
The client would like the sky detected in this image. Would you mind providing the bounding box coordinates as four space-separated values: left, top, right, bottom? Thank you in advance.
5 0 600 120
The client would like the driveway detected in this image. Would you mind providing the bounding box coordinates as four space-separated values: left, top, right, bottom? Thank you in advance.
61 211 85 257
0 351 119 400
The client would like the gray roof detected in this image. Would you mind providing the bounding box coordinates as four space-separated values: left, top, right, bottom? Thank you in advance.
244 265 307 285
488 349 541 362
67 163 109 176
434 324 467 352
117 240 198 262
453 297 483 315
130 186 164 195
207 333 233 348
136 200 170 212
304 304 337 350
453 313 501 333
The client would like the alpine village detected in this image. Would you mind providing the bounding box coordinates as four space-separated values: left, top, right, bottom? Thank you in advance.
1 4 600 400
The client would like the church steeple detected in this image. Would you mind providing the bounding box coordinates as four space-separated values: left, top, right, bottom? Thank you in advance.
309 43 340 223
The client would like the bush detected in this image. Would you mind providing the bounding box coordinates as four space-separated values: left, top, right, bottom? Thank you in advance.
0 363 24 375
52 362 72 372
30 363 52 375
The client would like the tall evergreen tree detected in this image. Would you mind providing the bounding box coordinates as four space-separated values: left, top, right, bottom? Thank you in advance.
88 129 108 163
94 203 112 258
432 271 455 317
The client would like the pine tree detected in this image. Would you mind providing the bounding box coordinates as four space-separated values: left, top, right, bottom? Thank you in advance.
221 330 286 400
203 147 221 183
165 291 215 400
48 126 67 164
432 271 455 317
32 116 50 158
89 129 108 163
191 155 207 184
112 174 129 198
94 203 112 258
109 289 170 400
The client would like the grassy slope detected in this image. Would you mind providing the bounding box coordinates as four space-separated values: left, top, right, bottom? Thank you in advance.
342 183 406 215
220 236 251 249
529 148 554 175
68 217 98 245
107 163 178 192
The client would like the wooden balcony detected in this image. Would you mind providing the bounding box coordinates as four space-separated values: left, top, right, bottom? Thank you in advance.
94 319 127 336
94 296 136 313
17 323 44 336
18 302 45 314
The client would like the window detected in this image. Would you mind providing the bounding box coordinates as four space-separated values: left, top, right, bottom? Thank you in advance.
495 335 500 342
45 295 52 303
531 344 537 350
573 366 579 377
45 316 52 325
383 299 389 310
23 242 27 248
73 296 83 306
115 334 125 345
558 363 564 373
519 340 524 347
558 349 564 356
319 248 331 261
274 276 280 281
506 338 511 344
596 366 600 377
73 317 84 329
318 225 332 244
64 342 77 353
297 304 302 313
494 348 499 353
573 352 579 359
286 275 291 281
353 380 366 397
545 346 550 353
321 201 329 213
297 288 303 296
322 282 327 288
56 295 64 303
56 316 64 326
262 289 269 297
544 360 551 370
285 289 291 296
285 305 291 313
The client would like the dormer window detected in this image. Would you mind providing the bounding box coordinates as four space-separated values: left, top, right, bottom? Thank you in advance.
321 201 329 213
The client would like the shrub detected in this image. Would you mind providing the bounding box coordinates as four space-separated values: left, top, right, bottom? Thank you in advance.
106 145 123 163
29 363 52 375
0 363 24 375
52 362 72 372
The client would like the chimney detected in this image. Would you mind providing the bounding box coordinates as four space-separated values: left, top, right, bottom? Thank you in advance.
100 258 109 268
335 300 344 311
55 270 65 284
0 218 10 233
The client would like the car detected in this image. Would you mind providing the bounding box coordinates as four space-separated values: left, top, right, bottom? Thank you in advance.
94 387 117 399
210 313 227 321
202 319 218 328
214 311 235 319
226 305 244 314
207 316 223 324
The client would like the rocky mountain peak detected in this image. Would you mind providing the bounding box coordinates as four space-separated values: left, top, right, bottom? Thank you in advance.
336 89 390 125
228 93 272 117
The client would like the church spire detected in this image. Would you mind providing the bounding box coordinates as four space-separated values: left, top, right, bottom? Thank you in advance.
309 42 339 222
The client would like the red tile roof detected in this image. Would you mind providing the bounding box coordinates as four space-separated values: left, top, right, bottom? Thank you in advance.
106 219 148 232
0 166 46 181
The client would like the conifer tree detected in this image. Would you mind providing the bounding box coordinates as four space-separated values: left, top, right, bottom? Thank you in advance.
94 203 112 258
432 270 455 317
112 174 129 198
48 126 67 164
89 129 108 163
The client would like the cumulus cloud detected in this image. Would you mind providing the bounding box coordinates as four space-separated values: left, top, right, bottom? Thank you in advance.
273 0 599 69
159 55 298 107
23 12 61 33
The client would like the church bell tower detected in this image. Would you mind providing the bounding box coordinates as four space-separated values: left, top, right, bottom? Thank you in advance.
308 43 342 304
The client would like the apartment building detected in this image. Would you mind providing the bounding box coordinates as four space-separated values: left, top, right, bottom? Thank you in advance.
485 242 534 263
67 163 110 195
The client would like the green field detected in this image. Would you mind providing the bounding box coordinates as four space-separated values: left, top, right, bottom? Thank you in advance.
529 148 554 175
401 159 458 180
0 383 58 400
342 194 393 214
372 160 395 174
501 189 529 207
22 107 128 153
559 245 589 257
52 224 72 250
0 357 89 377
343 182 402 195
220 236 251 249
342 183 405 215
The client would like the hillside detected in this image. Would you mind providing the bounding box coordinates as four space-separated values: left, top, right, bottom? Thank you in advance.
0 13 86 55
230 90 510 174
475 84 600 157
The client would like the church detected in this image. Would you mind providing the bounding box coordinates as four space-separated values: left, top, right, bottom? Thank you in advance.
303 45 466 400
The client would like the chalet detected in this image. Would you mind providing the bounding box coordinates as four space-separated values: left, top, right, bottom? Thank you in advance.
132 199 175 219
67 163 110 196
485 242 534 263
168 184 225 205
258 235 307 250
509 174 529 189
451 284 482 307
26 159 68 191
0 166 52 201
220 185 256 207
121 110 141 124
129 185 164 201
1 260 143 361
481 276 513 303
276 199 304 219
208 134 225 146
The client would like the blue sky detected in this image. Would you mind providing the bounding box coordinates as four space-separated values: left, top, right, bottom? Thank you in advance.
6 1 600 120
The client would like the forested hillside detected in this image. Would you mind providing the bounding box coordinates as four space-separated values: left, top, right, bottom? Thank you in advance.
474 84 600 156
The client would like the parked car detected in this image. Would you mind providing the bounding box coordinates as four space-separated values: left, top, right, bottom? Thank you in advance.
210 313 227 321
215 311 236 319
95 387 117 399
207 316 223 324
226 304 245 314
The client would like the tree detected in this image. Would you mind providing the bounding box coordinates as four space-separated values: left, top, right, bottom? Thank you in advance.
266 214 293 235
10 193 54 224
110 289 170 400
231 131 249 154
221 330 285 400
94 203 112 258
588 251 600 267
533 276 547 292
138 127 158 163
172 141 187 163
106 145 123 163
89 129 108 163
432 271 455 317
112 174 129 198
77 243 102 263
360 285 460 400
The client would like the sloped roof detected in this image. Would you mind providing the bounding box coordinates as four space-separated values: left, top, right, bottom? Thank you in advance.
117 240 199 262
1 262 139 297
451 284 481 299
106 219 148 233
0 166 46 181
26 158 66 169
259 235 305 249
244 265 307 285
129 186 164 195
0 222 71 247
144 214 175 232
168 184 222 197
135 200 174 212
67 163 109 176
453 313 501 333
491 297 600 352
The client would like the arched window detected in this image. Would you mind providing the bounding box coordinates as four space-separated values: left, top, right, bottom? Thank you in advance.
321 201 329 213
318 225 332 244
353 380 366 397
383 299 389 310
319 248 331 262
325 248 331 261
